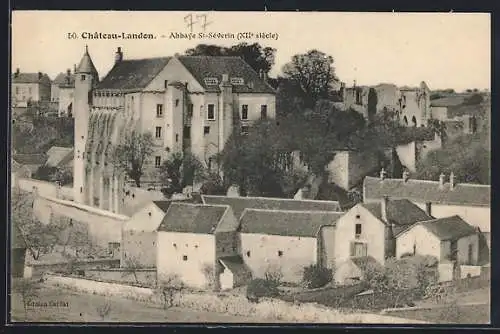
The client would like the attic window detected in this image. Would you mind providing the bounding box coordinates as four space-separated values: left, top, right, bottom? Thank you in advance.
204 77 219 85
356 215 361 219
182 255 188 261
230 77 244 85
278 250 283 257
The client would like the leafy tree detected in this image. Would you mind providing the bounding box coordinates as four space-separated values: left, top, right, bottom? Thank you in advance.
282 49 339 107
185 42 277 75
159 152 204 196
464 93 484 105
111 131 154 187
302 264 333 289
199 172 227 195
246 278 280 303
415 133 490 184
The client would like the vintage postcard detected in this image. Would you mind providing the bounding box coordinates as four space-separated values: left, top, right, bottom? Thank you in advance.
10 10 490 324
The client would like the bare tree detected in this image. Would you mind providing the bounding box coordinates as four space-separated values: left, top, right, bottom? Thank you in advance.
156 273 184 309
121 257 143 284
96 300 112 321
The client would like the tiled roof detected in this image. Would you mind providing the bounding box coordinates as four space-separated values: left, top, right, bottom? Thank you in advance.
157 203 229 234
202 195 342 219
430 96 466 107
361 199 433 236
363 176 491 207
77 48 99 75
96 57 171 91
418 215 477 241
12 72 51 84
177 56 276 94
238 208 342 237
45 146 73 168
13 153 47 166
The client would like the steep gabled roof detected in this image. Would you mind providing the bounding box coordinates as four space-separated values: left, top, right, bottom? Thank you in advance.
77 47 99 75
53 72 75 88
157 203 230 234
361 199 433 236
177 56 276 94
238 208 342 237
96 57 171 91
202 195 342 219
363 176 491 207
418 215 477 241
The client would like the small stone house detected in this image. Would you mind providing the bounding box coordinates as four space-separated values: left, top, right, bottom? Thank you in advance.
238 209 343 284
396 215 480 265
333 197 432 284
156 202 246 290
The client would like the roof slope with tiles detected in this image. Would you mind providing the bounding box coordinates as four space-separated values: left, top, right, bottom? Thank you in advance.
177 56 276 94
363 176 490 207
238 209 342 237
45 146 74 168
416 215 477 241
157 203 230 234
96 57 171 91
53 72 75 88
12 72 51 84
201 195 342 219
361 199 433 236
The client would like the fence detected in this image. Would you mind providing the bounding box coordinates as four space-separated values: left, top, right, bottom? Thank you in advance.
25 259 120 278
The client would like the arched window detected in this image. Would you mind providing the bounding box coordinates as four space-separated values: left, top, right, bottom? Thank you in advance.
403 116 408 126
411 116 417 127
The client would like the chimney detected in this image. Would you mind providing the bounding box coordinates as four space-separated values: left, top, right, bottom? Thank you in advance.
449 172 455 190
38 72 42 79
74 64 77 73
115 47 123 64
402 170 410 182
66 68 71 76
15 68 20 77
381 196 389 223
425 202 432 216
379 167 387 180
222 73 229 83
439 173 445 189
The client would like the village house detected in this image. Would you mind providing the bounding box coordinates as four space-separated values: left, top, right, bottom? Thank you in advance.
201 194 342 219
121 199 197 268
51 68 76 117
71 46 276 214
11 68 52 108
156 202 245 290
363 172 491 232
238 209 342 284
333 197 433 284
395 215 480 265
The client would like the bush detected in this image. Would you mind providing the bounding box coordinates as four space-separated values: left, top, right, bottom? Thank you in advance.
246 278 280 302
302 264 333 289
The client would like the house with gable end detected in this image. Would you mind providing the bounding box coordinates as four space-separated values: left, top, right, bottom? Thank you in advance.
333 196 433 284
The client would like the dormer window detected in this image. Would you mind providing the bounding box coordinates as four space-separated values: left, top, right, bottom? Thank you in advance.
81 75 86 81
230 77 244 85
204 77 218 86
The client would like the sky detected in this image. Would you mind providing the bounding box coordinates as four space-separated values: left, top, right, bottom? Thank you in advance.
12 11 491 92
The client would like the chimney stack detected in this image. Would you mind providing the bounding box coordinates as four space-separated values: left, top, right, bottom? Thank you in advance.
115 47 123 64
379 167 387 180
15 68 20 77
67 68 71 76
402 170 410 182
74 64 77 73
449 172 455 190
425 202 432 216
439 173 445 189
38 72 42 79
381 196 389 223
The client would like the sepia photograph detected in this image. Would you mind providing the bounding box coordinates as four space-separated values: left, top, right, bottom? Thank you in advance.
10 10 491 324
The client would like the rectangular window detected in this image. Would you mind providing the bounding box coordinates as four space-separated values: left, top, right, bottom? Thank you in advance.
187 103 194 117
155 127 162 139
164 80 168 89
278 250 283 257
261 105 268 119
208 157 212 170
355 223 362 236
155 156 161 168
241 105 248 120
175 134 179 142
350 242 367 257
182 255 188 261
468 244 474 265
81 75 86 81
183 126 191 139
207 104 215 120
204 126 210 135
241 126 249 135
156 104 163 117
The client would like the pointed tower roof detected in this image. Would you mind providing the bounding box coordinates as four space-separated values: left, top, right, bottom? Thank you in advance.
76 45 98 76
